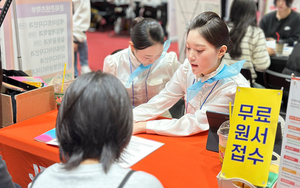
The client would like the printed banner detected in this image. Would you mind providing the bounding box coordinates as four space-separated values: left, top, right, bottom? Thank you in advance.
0 0 73 83
278 77 300 188
221 87 282 187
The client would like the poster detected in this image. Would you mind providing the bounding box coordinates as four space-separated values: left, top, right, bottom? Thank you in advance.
221 87 282 187
167 0 177 42
1 0 73 83
0 0 14 70
278 77 300 188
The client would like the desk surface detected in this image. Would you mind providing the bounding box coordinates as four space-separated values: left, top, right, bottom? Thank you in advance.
269 55 289 73
0 110 221 188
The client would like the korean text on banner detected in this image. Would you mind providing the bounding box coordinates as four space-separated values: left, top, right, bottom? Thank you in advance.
277 77 300 188
221 87 282 187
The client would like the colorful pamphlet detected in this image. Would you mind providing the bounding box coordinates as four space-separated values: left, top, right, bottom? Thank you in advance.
34 128 56 143
9 76 47 87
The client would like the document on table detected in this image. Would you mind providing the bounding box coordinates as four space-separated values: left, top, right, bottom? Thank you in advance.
46 136 164 168
118 136 164 168
46 139 59 146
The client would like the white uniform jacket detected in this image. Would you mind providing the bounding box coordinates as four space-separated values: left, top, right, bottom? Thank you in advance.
104 47 181 107
133 59 250 136
73 0 91 43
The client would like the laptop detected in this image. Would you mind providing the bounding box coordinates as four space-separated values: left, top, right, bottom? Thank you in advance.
205 110 282 155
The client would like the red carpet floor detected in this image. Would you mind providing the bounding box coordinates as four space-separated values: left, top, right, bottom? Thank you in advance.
83 30 179 73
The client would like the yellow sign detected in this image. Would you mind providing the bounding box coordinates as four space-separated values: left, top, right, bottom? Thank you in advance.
221 87 282 187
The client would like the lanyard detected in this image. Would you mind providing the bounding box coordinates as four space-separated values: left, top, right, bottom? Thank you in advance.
128 51 151 108
185 79 219 114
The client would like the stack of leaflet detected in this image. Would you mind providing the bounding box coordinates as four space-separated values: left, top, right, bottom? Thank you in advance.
34 128 56 143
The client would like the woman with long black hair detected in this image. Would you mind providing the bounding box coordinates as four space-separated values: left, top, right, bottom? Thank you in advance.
224 0 270 88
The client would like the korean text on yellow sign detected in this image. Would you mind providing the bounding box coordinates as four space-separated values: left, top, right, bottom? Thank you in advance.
221 87 282 187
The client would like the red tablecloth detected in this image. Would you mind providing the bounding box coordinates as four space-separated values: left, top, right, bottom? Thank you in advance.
0 110 221 188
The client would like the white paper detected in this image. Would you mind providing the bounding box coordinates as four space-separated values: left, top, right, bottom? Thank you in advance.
277 77 300 188
46 136 164 168
282 47 293 57
118 136 164 168
46 139 59 146
266 40 276 49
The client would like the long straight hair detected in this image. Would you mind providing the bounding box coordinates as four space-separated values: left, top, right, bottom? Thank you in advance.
229 0 257 59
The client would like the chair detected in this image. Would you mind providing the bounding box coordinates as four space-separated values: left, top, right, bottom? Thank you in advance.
240 68 253 87
263 69 292 118
169 98 185 119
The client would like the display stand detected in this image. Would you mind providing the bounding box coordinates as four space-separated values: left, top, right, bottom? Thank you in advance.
217 152 280 188
0 0 74 83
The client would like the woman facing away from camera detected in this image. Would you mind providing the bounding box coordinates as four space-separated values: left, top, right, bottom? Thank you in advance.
103 17 180 110
29 72 163 188
132 11 250 136
223 0 270 88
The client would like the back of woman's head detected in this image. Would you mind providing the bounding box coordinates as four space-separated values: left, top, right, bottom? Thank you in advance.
131 17 164 50
229 0 257 59
187 11 232 52
56 71 133 172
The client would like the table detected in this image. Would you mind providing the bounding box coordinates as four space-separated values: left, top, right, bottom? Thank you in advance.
255 55 289 86
269 56 289 73
0 110 221 188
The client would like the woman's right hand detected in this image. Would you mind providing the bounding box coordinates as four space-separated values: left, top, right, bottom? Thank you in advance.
267 47 276 56
266 37 276 41
133 122 147 135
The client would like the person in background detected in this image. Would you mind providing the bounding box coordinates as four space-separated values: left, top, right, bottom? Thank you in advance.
73 0 92 77
259 0 300 56
103 17 180 110
29 71 163 188
282 39 300 76
132 11 250 136
224 0 270 88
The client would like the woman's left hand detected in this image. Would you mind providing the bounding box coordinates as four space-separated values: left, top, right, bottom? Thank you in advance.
133 122 147 135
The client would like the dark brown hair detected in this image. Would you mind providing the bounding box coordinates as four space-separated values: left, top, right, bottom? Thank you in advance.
56 71 133 173
187 11 232 52
229 0 257 59
130 17 164 50
274 0 293 7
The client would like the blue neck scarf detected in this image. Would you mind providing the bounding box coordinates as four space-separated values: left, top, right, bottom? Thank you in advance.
126 40 171 87
186 59 246 102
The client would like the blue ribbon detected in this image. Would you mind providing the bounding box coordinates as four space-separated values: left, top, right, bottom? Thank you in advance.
126 40 171 87
186 59 246 102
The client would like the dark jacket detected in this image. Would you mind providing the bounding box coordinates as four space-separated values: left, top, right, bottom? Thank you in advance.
282 40 300 76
